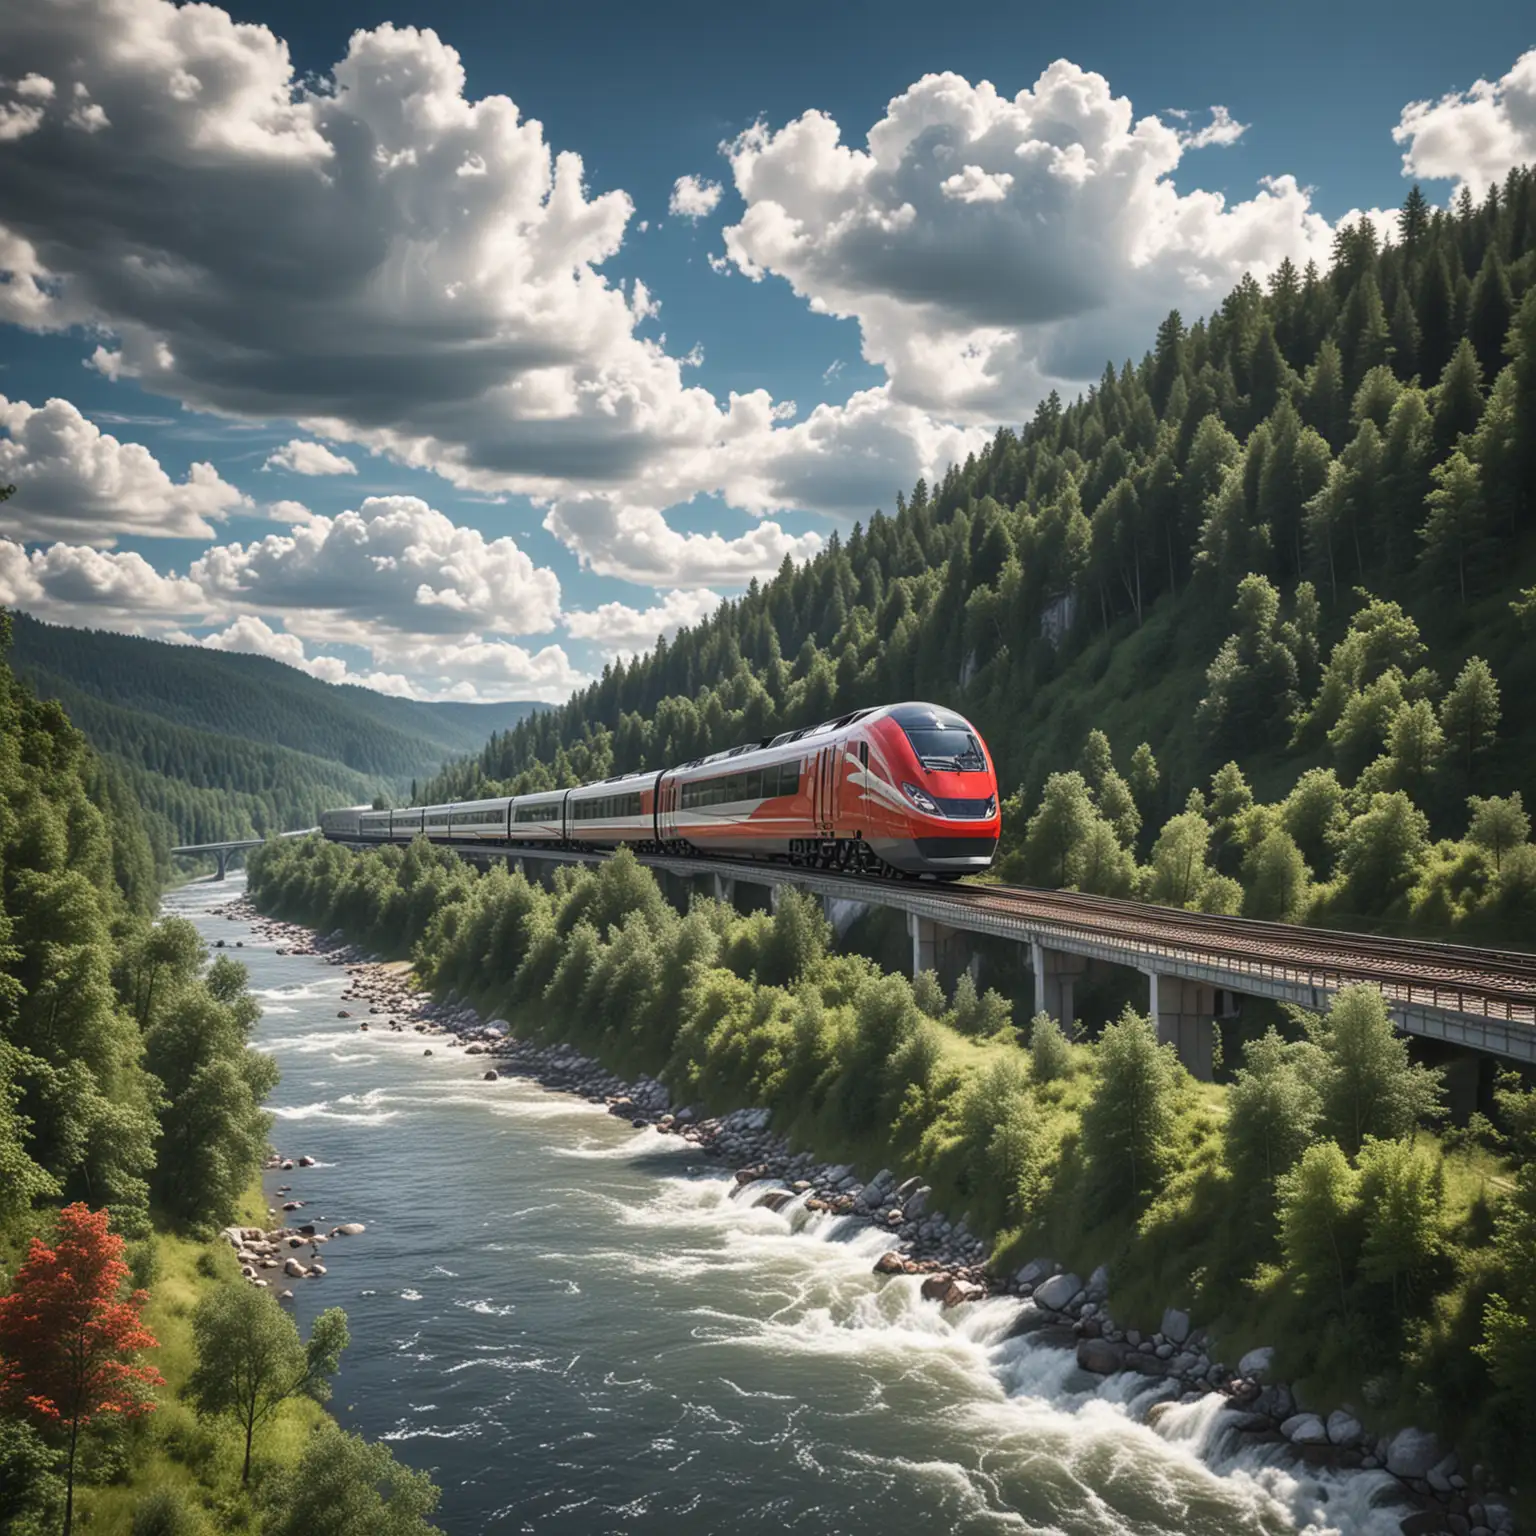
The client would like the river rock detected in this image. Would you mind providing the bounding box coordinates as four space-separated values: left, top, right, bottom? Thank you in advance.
1160 1307 1191 1344
483 1070 499 1081
283 1258 308 1277
1398 1514 1451 1536
1077 1337 1127 1374
333 1222 366 1235
1238 1346 1275 1377
941 1280 985 1308
1033 1272 1082 1312
920 1273 953 1302
1387 1427 1445 1479
1327 1410 1365 1447
298 1155 316 1167
874 1252 906 1275
1015 1259 1052 1288
1281 1413 1329 1445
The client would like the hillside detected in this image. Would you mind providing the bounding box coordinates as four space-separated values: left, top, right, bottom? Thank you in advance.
9 614 544 843
424 171 1536 943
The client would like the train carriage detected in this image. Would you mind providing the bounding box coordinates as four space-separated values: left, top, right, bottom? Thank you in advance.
319 805 369 840
506 790 567 844
358 809 393 841
565 771 659 849
391 807 426 840
444 797 513 842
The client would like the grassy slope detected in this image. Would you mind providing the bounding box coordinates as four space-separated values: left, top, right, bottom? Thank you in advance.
76 1177 330 1534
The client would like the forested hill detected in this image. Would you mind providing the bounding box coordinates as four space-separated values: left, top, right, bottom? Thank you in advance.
9 614 543 845
426 172 1536 942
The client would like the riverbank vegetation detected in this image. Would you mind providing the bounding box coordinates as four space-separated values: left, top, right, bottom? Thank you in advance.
250 834 1536 1492
424 173 1536 945
0 596 439 1533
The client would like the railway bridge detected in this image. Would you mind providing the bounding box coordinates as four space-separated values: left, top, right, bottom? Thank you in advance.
421 839 1536 1079
171 828 317 880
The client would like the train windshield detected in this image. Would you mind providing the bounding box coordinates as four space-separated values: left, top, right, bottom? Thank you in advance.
891 706 986 772
904 727 986 771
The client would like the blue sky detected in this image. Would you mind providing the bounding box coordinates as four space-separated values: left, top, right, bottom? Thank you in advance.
0 0 1532 699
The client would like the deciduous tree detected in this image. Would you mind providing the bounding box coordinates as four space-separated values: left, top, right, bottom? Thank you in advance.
188 1285 349 1483
0 1203 163 1535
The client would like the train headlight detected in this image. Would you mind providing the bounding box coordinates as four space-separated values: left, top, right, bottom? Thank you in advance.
901 781 941 815
985 796 997 818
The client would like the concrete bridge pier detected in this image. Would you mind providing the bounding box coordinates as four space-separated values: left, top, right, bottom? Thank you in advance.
1144 971 1217 1081
908 913 977 985
1031 941 1086 1027
712 872 735 906
822 893 869 939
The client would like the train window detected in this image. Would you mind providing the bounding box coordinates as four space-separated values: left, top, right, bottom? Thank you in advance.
573 792 641 820
514 803 554 823
679 761 798 808
859 742 869 768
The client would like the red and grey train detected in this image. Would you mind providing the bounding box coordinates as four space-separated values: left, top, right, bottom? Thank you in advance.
319 701 1001 879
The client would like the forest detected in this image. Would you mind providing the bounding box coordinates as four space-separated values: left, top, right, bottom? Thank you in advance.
0 585 438 1534
424 172 1536 943
10 613 543 846
249 833 1536 1501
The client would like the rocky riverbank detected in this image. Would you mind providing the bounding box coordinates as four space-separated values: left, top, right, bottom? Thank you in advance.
226 894 1518 1536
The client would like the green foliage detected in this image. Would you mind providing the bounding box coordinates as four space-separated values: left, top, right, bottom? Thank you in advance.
1027 1011 1074 1083
1466 793 1530 871
131 1486 207 1536
261 1422 440 1536
1224 1028 1321 1203
189 1286 349 1483
1311 985 1443 1156
1277 1140 1362 1317
1079 1008 1180 1211
1355 1135 1445 1310
0 1415 65 1535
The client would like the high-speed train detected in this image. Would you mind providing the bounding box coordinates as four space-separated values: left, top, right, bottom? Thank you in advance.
320 701 1001 879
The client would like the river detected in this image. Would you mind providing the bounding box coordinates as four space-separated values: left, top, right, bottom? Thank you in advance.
167 874 1405 1536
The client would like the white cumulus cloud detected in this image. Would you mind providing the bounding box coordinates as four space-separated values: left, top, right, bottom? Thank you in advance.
189 494 563 645
1179 105 1248 150
721 64 1337 420
669 173 724 220
0 1 980 562
563 587 724 656
0 395 248 542
1393 48 1536 198
0 539 210 626
264 439 358 476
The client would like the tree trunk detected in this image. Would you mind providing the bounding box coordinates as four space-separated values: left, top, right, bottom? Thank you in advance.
243 1415 255 1484
64 1414 79 1536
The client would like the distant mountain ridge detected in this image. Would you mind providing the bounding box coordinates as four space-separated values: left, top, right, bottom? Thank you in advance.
7 613 544 843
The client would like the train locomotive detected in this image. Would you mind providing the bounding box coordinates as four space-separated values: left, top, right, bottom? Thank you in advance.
319 701 1001 879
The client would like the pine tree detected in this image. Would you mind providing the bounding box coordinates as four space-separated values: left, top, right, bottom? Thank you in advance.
1420 449 1490 605
1439 656 1501 784
1432 337 1485 457
1467 248 1514 382
1416 249 1456 382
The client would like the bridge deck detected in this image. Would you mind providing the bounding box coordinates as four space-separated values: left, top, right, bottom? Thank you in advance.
414 839 1536 1062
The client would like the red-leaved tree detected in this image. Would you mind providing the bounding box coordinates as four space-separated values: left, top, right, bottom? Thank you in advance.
0 1203 164 1535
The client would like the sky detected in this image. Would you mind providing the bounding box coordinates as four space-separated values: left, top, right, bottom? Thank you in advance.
0 0 1533 701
